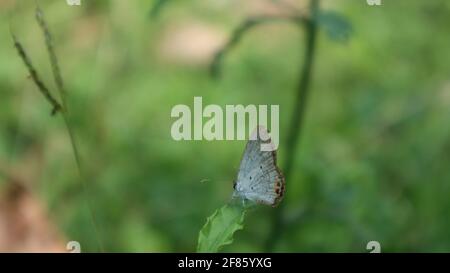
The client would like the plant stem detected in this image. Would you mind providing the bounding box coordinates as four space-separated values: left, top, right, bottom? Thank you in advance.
61 113 105 252
35 8 98 246
210 14 305 78
264 0 319 252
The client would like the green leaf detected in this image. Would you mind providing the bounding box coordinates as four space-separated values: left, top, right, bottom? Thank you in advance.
197 204 246 253
317 11 353 43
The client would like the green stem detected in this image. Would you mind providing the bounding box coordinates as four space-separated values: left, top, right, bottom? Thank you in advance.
61 113 105 252
34 4 105 252
264 0 319 252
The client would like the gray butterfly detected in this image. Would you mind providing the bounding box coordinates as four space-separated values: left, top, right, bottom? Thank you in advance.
233 127 285 207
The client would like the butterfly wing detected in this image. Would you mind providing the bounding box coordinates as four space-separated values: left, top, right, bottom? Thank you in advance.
234 128 285 207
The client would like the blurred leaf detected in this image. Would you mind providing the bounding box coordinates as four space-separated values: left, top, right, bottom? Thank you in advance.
149 0 171 18
317 11 353 43
197 204 246 253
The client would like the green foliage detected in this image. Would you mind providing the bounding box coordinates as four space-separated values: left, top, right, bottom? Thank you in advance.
197 204 246 253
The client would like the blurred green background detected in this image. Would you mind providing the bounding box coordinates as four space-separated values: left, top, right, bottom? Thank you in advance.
0 0 450 252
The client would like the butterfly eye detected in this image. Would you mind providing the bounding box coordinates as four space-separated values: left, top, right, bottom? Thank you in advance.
233 181 237 190
249 176 252 180
260 166 262 169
